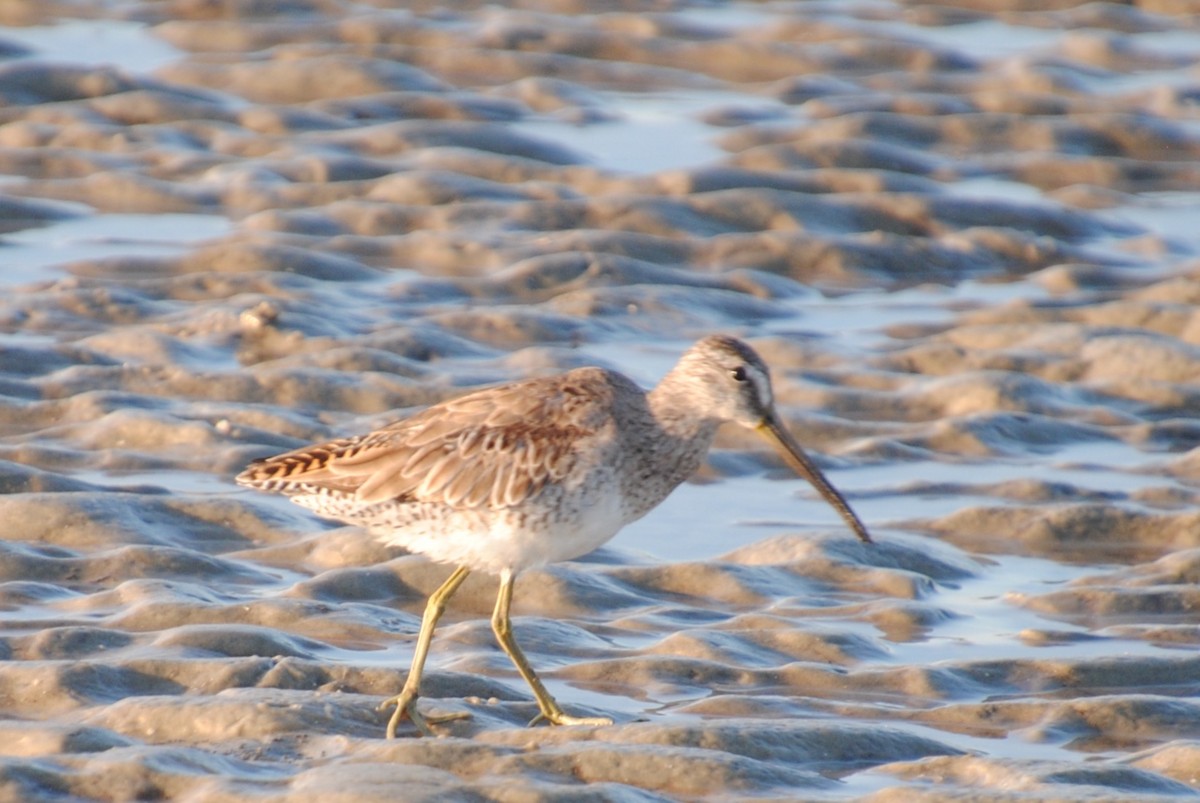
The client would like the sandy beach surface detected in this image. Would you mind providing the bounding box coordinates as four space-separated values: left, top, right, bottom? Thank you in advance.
2 0 1200 800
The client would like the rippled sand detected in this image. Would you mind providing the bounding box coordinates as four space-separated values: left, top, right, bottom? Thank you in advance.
2 1 1199 800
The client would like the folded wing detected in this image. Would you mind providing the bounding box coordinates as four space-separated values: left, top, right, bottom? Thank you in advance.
236 372 611 510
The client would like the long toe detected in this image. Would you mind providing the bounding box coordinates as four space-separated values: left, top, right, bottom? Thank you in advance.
381 691 470 738
531 711 614 728
406 706 471 737
380 689 423 738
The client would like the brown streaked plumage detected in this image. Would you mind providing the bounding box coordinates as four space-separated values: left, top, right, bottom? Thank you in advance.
237 334 871 737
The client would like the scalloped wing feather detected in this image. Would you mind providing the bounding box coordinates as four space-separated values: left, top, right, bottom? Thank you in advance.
236 368 618 511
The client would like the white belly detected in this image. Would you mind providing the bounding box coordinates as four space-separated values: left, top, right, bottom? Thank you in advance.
359 475 629 576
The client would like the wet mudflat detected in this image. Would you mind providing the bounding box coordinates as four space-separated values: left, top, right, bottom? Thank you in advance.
0 1 1199 800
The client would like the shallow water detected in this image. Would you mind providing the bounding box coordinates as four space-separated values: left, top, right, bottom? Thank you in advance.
2 19 183 72
1 2 1199 801
514 90 742 173
1 212 231 286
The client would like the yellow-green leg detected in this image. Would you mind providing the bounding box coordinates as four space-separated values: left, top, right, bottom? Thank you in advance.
491 569 613 728
381 564 472 738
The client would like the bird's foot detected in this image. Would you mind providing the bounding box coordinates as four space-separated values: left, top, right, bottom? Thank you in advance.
529 709 613 728
380 689 470 738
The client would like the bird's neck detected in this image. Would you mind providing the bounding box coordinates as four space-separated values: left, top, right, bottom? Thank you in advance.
618 377 722 522
647 377 721 442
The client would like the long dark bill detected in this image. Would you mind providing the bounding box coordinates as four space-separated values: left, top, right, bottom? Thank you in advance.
758 414 872 543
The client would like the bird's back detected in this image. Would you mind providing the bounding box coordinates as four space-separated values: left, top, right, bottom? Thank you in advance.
239 368 646 524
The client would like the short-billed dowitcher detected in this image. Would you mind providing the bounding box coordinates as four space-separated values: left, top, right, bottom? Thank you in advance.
237 334 871 737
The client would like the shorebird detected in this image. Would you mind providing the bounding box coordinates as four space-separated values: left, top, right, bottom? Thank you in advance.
237 334 871 737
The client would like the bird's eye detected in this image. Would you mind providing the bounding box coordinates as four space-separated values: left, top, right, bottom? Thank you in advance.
730 366 748 382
